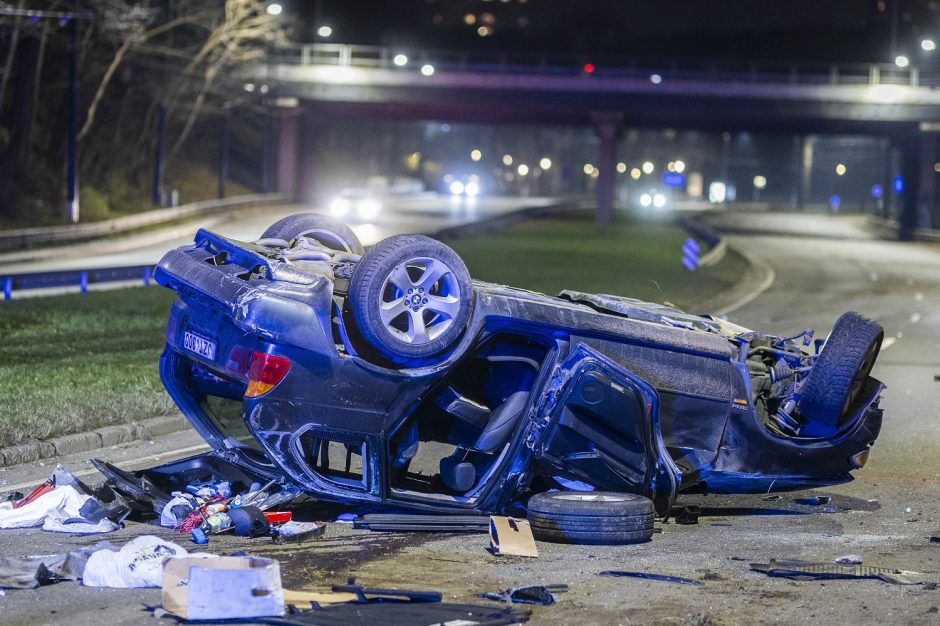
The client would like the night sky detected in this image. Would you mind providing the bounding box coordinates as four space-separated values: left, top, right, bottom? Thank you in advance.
290 0 936 64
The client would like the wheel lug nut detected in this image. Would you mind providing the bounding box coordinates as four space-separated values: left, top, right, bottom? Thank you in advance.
413 307 419 312
423 299 428 304
419 288 424 293
408 288 413 293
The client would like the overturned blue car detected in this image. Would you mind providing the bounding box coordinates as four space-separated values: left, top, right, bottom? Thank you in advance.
95 213 885 543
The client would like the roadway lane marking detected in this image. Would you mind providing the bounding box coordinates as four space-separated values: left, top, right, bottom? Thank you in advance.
713 242 776 316
1 443 211 493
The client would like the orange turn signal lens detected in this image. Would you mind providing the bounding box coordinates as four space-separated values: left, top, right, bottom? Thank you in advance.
245 351 291 398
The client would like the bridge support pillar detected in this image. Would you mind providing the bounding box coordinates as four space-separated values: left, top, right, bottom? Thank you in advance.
899 130 937 240
592 112 623 224
276 109 301 199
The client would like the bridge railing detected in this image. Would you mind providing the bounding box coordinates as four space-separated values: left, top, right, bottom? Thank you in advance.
272 42 935 88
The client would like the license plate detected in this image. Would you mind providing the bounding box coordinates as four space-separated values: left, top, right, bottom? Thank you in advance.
183 330 217 361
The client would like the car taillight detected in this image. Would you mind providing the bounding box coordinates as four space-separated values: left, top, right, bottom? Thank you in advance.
245 351 291 398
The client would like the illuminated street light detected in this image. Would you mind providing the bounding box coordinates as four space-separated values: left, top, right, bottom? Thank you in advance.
895 55 910 68
674 160 686 173
517 164 529 176
630 168 641 180
640 193 652 207
393 54 408 66
539 157 552 170
317 25 332 38
243 83 256 92
266 3 283 16
502 154 513 166
420 64 435 76
471 149 482 161
650 74 662 84
583 163 595 175
642 161 654 174
667 161 676 172
923 39 937 52
835 163 847 176
616 162 627 173
753 175 767 189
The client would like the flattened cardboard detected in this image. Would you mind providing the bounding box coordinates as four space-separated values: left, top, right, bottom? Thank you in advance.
162 556 284 620
489 516 538 557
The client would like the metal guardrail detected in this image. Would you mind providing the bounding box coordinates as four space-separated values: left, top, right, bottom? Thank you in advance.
2 265 155 300
0 193 288 252
271 43 937 88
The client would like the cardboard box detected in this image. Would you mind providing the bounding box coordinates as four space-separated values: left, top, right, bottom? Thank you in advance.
489 516 538 557
162 556 285 620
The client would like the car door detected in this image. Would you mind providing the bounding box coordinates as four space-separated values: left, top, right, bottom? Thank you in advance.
528 342 681 516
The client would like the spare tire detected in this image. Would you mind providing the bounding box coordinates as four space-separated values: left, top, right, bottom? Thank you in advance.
527 491 655 545
348 234 472 364
260 212 364 254
799 311 883 436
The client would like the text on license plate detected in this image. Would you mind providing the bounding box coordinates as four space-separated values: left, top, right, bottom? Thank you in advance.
183 331 217 361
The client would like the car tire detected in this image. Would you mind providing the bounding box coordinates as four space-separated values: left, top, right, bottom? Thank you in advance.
260 212 364 254
348 234 472 364
527 491 655 545
799 311 883 435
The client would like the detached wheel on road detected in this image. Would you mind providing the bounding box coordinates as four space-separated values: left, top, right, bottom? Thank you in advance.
527 491 655 545
260 212 364 254
799 311 883 437
348 234 472 364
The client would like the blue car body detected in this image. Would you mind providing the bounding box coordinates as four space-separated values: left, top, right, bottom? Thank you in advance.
107 228 884 517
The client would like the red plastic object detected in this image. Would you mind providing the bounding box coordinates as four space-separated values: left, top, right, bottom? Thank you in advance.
263 511 292 524
14 480 54 509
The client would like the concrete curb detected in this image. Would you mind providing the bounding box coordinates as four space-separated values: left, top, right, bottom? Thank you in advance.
0 414 190 467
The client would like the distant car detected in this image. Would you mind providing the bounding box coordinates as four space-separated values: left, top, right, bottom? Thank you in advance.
95 213 885 543
327 188 383 222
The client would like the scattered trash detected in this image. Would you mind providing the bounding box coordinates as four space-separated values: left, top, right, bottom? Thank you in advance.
598 571 704 586
271 520 327 544
163 555 284 620
795 495 832 506
834 554 864 565
0 542 115 590
83 535 202 588
229 506 271 537
760 495 781 501
0 465 129 535
821 506 838 514
255 601 531 624
675 505 702 525
331 578 444 604
489 516 538 557
335 512 357 523
160 494 196 528
750 559 940 585
481 583 568 605
354 513 491 533
930 536 940 544
264 511 292 524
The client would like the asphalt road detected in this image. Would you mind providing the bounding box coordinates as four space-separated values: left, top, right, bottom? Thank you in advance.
0 194 557 275
2 209 940 625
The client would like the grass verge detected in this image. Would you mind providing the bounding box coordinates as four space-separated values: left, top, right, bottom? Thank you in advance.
0 288 178 449
447 213 747 311
0 213 746 449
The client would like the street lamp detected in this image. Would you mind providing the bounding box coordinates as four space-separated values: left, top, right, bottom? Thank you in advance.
895 54 910 68
420 64 435 76
317 25 332 38
922 39 936 52
393 54 408 66
266 3 283 16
